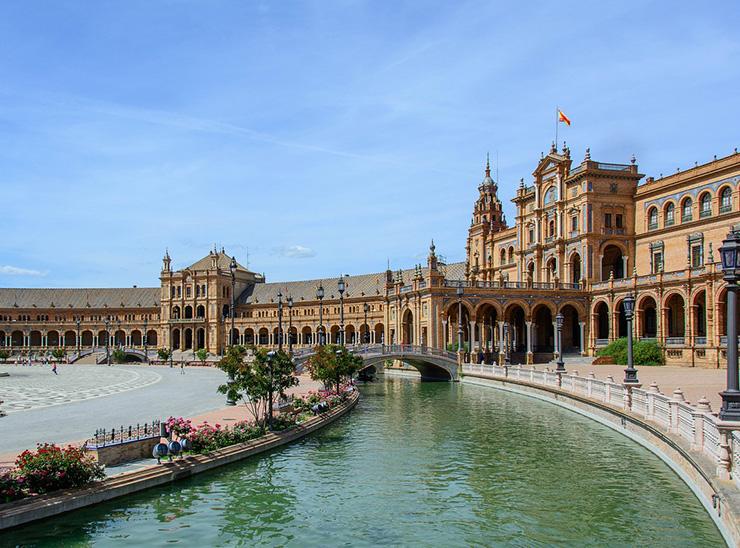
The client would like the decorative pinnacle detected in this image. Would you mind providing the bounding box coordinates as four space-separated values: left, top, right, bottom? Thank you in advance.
631 154 636 165
584 147 591 161
429 239 436 255
550 141 557 153
485 153 491 178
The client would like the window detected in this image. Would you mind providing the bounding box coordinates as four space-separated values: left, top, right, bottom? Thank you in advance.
548 220 555 237
528 228 535 244
176 286 181 297
700 193 712 218
571 216 578 232
544 187 556 204
186 286 191 297
615 214 623 229
500 249 506 265
652 251 663 274
604 213 612 228
664 203 675 226
691 245 703 268
648 207 658 230
508 247 514 263
681 198 692 222
720 187 732 213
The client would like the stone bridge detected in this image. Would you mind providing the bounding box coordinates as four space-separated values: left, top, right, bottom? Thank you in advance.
293 344 459 381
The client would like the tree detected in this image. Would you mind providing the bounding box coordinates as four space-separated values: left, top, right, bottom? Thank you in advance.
306 344 362 394
112 348 127 364
50 348 66 361
195 348 208 365
157 348 172 362
0 349 10 362
216 347 298 429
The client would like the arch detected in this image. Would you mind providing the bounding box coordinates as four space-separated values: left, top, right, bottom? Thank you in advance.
98 330 109 346
601 244 625 280
693 289 707 339
258 327 269 345
146 329 158 346
637 295 657 338
527 261 535 281
345 324 356 344
446 301 472 351
11 330 23 346
532 304 554 353
29 330 42 346
719 185 733 213
544 186 557 204
244 328 255 345
172 305 181 319
615 299 628 338
545 257 557 282
64 330 76 347
664 293 686 338
114 330 125 346
184 328 193 350
81 330 93 346
503 300 531 320
508 246 514 263
130 330 142 346
222 304 230 318
680 196 693 222
230 328 240 346
196 328 205 350
196 305 206 318
359 323 370 344
499 248 506 265
475 302 499 355
0 330 4 347
330 325 340 344
184 305 193 319
288 326 298 346
374 323 384 344
172 328 181 350
559 304 581 353
301 326 312 345
663 201 676 226
570 252 582 285
699 191 712 217
507 305 527 359
647 206 658 229
594 301 610 340
47 330 60 346
402 309 414 344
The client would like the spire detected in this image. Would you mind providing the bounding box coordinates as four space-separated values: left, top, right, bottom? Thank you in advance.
584 147 591 161
485 152 491 178
429 239 436 256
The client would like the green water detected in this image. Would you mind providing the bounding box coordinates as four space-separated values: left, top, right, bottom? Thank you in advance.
3 378 724 547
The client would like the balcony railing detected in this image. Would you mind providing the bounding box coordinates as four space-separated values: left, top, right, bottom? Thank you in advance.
595 338 609 346
700 209 712 218
442 280 582 291
648 222 658 230
695 336 707 345
665 337 685 345
595 162 632 171
602 227 626 235
720 204 732 214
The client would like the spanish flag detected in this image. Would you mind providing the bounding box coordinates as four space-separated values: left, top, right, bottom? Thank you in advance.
558 109 571 126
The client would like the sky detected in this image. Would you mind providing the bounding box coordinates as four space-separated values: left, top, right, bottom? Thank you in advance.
0 0 738 288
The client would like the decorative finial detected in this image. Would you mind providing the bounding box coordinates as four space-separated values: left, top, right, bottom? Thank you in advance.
631 154 636 165
519 177 525 188
584 147 591 161
430 239 436 254
550 141 556 153
562 140 567 151
485 153 491 178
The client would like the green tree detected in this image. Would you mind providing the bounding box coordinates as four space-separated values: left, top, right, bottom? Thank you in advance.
50 348 66 361
306 344 362 394
157 348 172 362
217 347 298 429
112 348 127 363
0 349 11 362
195 348 208 365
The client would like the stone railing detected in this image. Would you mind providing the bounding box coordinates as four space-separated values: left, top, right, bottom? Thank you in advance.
462 363 740 486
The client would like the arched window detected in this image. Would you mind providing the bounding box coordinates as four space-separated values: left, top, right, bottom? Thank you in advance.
499 249 506 265
664 202 675 226
544 187 557 204
681 197 692 222
508 246 514 263
700 192 712 218
648 207 658 229
720 187 732 213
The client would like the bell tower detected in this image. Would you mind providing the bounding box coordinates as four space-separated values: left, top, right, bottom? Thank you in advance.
467 155 507 279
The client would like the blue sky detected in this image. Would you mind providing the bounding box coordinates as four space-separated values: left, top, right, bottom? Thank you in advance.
1 0 738 288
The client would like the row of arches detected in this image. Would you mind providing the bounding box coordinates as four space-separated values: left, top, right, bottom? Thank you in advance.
0 329 158 348
647 186 734 231
230 324 386 347
171 305 206 320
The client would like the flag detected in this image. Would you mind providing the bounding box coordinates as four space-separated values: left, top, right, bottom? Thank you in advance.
558 109 571 126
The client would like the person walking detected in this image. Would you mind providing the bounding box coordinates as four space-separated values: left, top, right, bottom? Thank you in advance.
51 362 58 375
180 361 185 375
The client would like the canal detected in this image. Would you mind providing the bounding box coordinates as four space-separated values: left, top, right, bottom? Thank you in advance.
4 377 724 546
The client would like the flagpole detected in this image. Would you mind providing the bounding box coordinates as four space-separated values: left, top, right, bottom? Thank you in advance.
555 106 559 150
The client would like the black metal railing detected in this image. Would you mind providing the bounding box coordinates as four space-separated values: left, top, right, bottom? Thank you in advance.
85 420 161 449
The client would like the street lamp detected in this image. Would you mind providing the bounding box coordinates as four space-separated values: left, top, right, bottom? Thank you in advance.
555 312 565 372
363 303 370 344
229 257 237 348
287 295 294 354
623 294 639 384
277 290 283 351
75 318 80 355
338 276 346 346
719 230 740 421
316 284 325 346
456 283 464 352
266 350 276 429
104 318 111 366
117 320 121 348
503 321 511 364
143 317 149 364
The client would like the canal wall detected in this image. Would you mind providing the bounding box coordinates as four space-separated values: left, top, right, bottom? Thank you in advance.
461 369 740 547
0 390 359 531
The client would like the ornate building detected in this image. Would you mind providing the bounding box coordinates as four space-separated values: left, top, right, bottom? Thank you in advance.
0 146 738 368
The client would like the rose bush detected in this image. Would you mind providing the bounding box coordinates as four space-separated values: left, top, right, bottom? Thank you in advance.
12 444 104 496
0 471 26 503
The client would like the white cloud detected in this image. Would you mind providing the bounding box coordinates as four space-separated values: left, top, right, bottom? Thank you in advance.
278 245 316 259
0 265 46 276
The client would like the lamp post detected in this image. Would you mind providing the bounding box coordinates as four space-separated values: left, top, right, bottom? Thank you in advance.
287 295 294 353
338 276 345 346
503 321 511 365
456 283 464 352
266 350 275 429
143 318 149 364
719 231 740 421
75 319 80 355
117 320 121 348
623 294 639 384
104 319 111 366
555 312 565 372
229 257 237 347
277 290 284 352
363 303 370 344
316 284 325 346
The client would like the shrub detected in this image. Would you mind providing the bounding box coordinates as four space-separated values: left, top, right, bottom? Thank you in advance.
111 348 127 364
165 417 193 438
51 348 66 360
157 348 172 361
0 349 10 362
270 414 297 432
0 472 26 503
185 420 266 453
15 444 104 495
597 338 628 364
633 340 664 365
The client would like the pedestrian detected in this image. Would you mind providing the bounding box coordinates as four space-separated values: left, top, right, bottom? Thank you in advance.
180 361 185 375
51 362 58 375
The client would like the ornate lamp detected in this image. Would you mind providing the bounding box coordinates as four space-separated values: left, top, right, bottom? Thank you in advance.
555 312 565 372
623 294 638 384
719 231 740 421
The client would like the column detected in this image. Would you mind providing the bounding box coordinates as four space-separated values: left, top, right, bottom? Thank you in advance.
622 256 628 278
552 321 558 356
526 321 533 355
469 321 476 352
442 320 448 349
497 321 505 365
579 321 586 355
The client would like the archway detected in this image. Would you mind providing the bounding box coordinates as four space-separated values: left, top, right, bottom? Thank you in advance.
594 302 609 341
184 328 193 350
616 300 628 338
130 330 142 346
532 305 553 353
638 296 657 338
374 323 384 344
230 328 239 346
602 245 624 280
330 325 340 344
475 302 499 361
570 253 581 285
146 330 158 346
114 330 125 346
301 326 312 345
545 257 557 283
29 331 42 346
172 328 181 350
64 330 76 347
184 306 193 319
288 326 298 346
693 290 707 341
402 309 414 345
665 293 686 340
197 328 205 350
244 328 255 345
47 330 59 347
196 305 205 318
81 330 93 346
345 325 356 345
172 306 181 319
446 302 471 351
503 303 527 362
258 328 269 345
560 305 580 353
97 330 109 346
11 330 23 347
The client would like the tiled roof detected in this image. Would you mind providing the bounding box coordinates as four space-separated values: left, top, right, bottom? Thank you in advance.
239 262 466 305
0 288 160 310
187 251 251 273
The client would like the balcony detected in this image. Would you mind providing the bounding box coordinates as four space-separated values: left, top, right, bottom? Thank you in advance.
648 222 658 231
665 337 685 346
664 219 674 227
602 227 626 235
720 204 732 214
700 209 712 219
695 336 707 345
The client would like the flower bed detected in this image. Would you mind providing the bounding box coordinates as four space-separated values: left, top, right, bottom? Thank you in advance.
1 444 104 503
